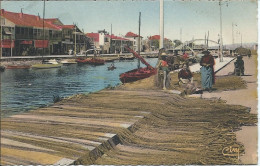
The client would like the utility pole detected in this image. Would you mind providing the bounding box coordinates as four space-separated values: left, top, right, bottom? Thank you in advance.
232 23 234 45
159 0 164 49
0 0 2 58
219 0 223 62
74 24 76 56
241 33 242 47
110 24 112 54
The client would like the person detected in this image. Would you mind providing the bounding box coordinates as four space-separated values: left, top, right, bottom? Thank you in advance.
234 55 244 76
159 52 169 90
200 50 215 92
178 63 197 94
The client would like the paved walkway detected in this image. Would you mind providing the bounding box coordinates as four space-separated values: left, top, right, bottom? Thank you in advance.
195 55 257 164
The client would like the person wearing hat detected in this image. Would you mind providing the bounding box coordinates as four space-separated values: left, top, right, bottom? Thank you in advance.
200 50 215 92
158 52 169 90
234 55 244 75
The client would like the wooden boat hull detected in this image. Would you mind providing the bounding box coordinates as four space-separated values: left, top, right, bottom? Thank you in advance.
108 66 116 70
120 67 157 83
6 65 31 69
31 64 62 69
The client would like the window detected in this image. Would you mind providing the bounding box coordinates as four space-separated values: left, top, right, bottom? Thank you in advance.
16 27 20 34
21 27 24 34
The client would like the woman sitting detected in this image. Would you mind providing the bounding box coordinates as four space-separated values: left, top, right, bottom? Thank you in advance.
178 63 197 94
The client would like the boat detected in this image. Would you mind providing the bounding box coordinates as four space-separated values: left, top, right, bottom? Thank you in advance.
31 59 62 69
60 59 77 65
76 57 105 65
119 47 157 83
0 66 5 72
119 55 135 61
107 64 116 70
6 65 31 69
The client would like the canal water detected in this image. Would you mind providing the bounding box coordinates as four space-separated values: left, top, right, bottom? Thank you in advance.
1 58 158 117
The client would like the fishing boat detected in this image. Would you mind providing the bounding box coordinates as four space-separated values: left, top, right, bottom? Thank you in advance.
119 12 157 83
31 59 62 69
6 65 31 69
119 47 157 83
0 66 5 72
76 57 105 65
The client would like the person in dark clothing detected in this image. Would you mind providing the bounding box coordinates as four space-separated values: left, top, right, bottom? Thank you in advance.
200 50 215 92
234 55 244 75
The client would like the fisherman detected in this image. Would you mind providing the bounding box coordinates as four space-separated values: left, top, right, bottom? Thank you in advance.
200 50 215 92
159 52 169 90
234 55 244 76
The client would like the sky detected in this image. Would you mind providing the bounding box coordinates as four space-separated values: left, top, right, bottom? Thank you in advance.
2 0 258 45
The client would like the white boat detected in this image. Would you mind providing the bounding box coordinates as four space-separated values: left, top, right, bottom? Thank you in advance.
60 59 77 65
31 59 62 69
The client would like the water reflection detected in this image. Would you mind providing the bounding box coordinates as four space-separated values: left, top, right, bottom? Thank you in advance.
1 58 157 117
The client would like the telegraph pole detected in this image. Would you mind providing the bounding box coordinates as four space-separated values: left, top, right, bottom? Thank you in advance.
74 24 76 56
159 0 164 49
232 23 234 45
219 0 223 62
0 0 2 58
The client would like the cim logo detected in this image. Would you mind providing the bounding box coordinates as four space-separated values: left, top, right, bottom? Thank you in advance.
222 145 240 158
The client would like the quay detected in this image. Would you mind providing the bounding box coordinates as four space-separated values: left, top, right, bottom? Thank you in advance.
0 55 257 165
0 52 158 62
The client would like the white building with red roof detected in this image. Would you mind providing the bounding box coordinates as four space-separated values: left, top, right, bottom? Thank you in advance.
87 30 132 54
125 31 143 52
148 35 173 50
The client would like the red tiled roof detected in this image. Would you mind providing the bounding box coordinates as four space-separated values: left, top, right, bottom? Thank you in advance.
86 33 99 42
107 34 129 41
0 9 61 30
45 18 58 23
149 35 169 40
60 25 75 29
125 32 139 37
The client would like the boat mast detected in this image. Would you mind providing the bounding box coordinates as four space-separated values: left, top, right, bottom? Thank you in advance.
42 0 45 62
137 12 141 69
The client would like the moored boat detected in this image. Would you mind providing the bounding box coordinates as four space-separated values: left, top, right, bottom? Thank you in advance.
119 47 157 83
6 65 31 69
0 66 5 72
60 59 77 65
31 59 62 69
76 57 105 65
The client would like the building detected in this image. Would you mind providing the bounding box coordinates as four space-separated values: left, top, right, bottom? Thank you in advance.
148 35 173 50
0 9 90 56
87 30 132 54
0 9 62 56
45 19 90 55
124 31 143 52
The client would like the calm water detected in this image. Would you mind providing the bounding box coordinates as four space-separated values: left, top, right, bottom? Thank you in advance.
1 58 157 117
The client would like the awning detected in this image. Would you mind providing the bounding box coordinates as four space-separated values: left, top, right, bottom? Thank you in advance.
35 40 48 48
21 40 33 45
1 39 14 48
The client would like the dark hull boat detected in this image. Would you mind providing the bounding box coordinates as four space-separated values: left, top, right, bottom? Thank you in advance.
76 58 105 65
0 66 5 72
6 65 31 69
119 47 157 83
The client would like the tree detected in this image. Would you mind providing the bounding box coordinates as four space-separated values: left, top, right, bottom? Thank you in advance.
173 40 182 47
